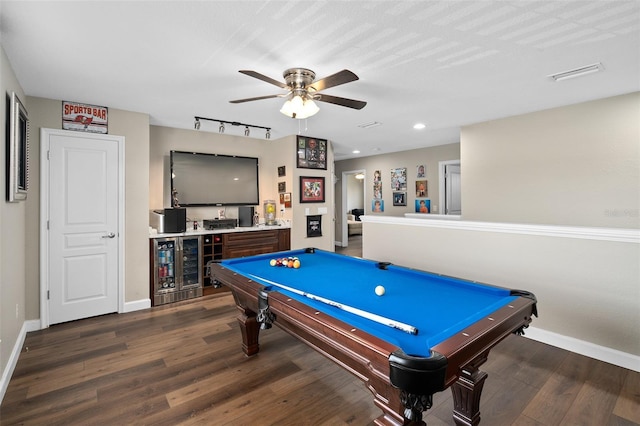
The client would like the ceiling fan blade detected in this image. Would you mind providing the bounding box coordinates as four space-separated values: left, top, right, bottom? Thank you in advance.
315 93 366 110
239 70 288 89
229 94 284 104
310 69 359 92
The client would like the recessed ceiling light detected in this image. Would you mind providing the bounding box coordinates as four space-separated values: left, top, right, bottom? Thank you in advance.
413 123 426 129
352 150 360 154
548 62 604 82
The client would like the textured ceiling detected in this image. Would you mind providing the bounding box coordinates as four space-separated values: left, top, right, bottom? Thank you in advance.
1 1 639 160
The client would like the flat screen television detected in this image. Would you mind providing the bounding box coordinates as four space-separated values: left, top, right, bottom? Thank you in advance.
170 150 259 207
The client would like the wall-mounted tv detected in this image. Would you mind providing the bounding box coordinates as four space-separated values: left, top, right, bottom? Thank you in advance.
170 150 259 207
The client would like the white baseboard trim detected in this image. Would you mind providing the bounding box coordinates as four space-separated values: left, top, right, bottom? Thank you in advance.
524 326 640 372
123 298 151 313
1 321 28 403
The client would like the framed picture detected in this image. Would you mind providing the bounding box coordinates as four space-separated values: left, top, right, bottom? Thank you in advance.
277 165 286 177
300 176 325 203
306 215 322 237
279 192 292 208
416 180 428 197
393 191 406 206
391 167 407 191
7 92 29 202
372 199 384 212
416 164 426 178
415 199 431 213
278 181 286 193
297 135 327 169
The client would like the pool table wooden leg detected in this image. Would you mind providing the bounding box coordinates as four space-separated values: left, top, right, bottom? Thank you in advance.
236 306 260 356
450 353 489 426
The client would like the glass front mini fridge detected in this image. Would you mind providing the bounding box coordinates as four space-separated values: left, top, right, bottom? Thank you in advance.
152 235 202 305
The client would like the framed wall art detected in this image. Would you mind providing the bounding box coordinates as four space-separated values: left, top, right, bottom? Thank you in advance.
391 167 407 191
7 92 29 202
393 191 406 206
62 100 108 133
415 180 428 197
278 181 286 193
297 135 327 170
300 176 325 203
415 199 431 213
306 215 322 237
279 192 292 208
277 165 286 177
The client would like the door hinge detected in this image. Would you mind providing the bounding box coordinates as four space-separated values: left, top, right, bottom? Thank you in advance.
47 150 50 160
47 220 50 230
47 290 50 300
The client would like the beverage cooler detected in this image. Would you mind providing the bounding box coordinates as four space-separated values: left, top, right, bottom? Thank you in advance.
152 236 203 306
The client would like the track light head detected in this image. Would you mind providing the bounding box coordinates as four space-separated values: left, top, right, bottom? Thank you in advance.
219 122 225 133
194 118 201 130
265 129 271 140
244 126 250 137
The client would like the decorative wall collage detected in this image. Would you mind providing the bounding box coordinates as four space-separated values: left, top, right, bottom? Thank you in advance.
371 164 430 214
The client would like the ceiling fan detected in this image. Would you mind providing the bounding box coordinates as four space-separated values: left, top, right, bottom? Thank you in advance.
230 68 366 119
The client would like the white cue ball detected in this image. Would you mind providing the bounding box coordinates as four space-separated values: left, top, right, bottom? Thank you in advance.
375 285 385 296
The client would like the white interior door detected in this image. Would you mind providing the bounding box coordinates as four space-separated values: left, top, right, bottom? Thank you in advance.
42 129 122 325
445 164 461 215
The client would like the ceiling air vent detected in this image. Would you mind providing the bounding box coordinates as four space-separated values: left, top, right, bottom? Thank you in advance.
358 121 381 129
548 63 604 82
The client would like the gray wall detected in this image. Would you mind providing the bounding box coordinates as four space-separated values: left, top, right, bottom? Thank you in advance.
462 92 639 228
362 93 640 362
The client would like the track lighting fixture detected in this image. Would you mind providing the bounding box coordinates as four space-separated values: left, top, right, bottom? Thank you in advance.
193 116 271 139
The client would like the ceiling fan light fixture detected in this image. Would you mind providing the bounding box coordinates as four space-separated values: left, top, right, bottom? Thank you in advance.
280 94 320 119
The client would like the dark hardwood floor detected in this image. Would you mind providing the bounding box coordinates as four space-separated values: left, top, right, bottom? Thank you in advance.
2 257 639 425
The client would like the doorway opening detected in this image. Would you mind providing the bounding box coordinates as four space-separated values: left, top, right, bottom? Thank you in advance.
438 160 461 216
340 169 365 248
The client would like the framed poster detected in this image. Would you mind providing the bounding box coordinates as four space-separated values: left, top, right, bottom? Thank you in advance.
391 167 407 191
415 180 428 197
62 101 108 133
278 181 286 193
372 199 384 212
279 192 292 208
306 215 322 237
415 199 431 213
300 176 325 203
393 191 406 206
277 165 286 177
297 136 327 169
7 92 29 202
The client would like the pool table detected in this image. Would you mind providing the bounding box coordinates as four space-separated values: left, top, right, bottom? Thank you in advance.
209 248 537 426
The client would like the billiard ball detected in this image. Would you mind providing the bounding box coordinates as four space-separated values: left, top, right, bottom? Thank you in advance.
293 259 301 269
270 259 276 267
375 285 385 296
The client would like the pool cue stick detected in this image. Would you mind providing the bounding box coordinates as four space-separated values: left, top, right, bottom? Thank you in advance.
247 274 418 335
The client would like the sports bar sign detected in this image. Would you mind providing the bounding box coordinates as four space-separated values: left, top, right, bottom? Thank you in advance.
62 101 108 134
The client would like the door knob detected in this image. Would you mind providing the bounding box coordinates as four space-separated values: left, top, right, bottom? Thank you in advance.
102 232 116 239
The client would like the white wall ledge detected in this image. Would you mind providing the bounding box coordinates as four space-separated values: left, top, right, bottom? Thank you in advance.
363 215 640 244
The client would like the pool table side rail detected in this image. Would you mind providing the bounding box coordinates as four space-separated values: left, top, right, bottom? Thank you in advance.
432 296 536 388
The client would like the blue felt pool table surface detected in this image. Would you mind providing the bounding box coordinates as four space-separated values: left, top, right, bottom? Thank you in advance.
220 248 517 357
